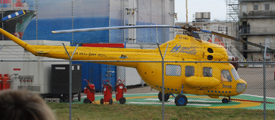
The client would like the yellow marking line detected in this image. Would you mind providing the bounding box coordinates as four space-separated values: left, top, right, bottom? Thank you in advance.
208 100 261 109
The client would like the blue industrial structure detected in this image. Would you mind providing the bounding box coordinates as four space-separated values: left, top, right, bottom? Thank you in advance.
73 61 116 91
18 0 175 91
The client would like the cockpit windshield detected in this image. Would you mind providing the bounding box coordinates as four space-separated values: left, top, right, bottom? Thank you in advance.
221 70 232 82
231 68 240 80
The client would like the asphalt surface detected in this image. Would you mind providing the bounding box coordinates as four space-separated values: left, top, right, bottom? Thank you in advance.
238 67 275 98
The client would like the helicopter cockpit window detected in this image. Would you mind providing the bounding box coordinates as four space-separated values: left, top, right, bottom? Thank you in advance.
185 66 194 77
203 67 212 77
221 70 232 82
166 65 181 76
231 68 240 80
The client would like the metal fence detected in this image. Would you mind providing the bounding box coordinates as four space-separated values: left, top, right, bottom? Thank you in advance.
0 59 275 120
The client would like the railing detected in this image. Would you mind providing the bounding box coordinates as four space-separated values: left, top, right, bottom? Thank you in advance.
239 27 275 35
246 43 275 51
176 19 236 24
240 10 275 18
239 0 274 2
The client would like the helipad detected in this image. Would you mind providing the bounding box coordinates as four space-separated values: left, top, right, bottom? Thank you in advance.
77 93 275 110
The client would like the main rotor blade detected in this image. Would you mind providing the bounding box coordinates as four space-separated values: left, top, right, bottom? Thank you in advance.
206 30 275 52
52 25 181 34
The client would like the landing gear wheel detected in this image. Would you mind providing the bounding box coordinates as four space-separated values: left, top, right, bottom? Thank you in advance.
158 92 170 102
175 94 188 106
100 98 104 104
222 98 229 103
119 97 126 104
109 99 113 105
83 98 91 103
78 93 81 101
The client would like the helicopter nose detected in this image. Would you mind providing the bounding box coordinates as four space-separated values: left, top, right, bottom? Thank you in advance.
236 79 247 94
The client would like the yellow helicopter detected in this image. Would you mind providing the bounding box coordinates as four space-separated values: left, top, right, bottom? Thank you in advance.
0 24 248 106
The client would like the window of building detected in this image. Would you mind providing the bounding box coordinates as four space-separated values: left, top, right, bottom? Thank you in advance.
241 4 247 13
253 4 258 10
185 66 194 77
203 67 212 77
264 4 270 10
166 65 181 76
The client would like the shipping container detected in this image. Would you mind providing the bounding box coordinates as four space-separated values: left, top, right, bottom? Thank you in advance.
72 61 117 92
1 0 11 4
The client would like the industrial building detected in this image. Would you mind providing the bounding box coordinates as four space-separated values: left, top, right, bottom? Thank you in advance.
239 0 275 61
22 0 176 44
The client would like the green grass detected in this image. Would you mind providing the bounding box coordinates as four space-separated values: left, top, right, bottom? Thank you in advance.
48 103 275 120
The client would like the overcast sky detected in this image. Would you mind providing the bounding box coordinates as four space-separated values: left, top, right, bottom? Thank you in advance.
175 0 227 22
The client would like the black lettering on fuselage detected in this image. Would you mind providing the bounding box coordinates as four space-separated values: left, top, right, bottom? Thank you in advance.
222 84 232 89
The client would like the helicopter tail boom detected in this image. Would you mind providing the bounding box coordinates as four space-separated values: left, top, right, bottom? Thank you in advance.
0 28 38 55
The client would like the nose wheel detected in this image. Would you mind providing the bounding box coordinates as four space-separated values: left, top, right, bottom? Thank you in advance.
222 96 231 103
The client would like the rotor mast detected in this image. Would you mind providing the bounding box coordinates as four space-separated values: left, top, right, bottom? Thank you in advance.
186 0 188 23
